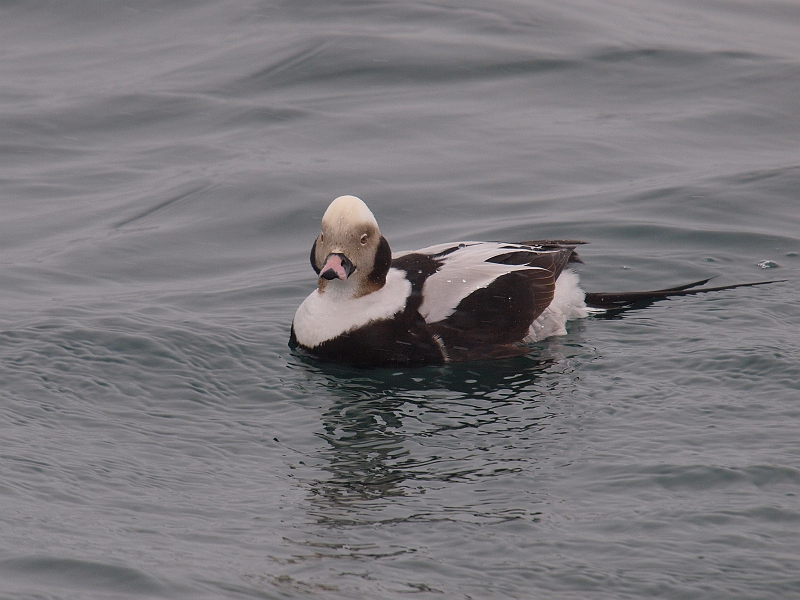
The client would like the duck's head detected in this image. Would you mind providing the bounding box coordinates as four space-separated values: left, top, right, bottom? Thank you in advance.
311 195 392 296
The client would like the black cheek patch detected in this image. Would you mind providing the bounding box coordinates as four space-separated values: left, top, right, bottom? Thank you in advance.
366 236 393 286
310 238 320 274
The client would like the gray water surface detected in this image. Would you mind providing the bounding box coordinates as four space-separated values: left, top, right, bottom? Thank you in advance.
1 1 799 598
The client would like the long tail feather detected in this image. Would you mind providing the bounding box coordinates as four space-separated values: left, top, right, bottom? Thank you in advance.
585 279 785 310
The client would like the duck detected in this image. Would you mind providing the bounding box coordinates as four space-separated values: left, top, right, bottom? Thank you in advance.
290 195 779 367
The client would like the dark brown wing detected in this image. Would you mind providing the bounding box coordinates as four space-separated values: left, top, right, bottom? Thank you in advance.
429 247 576 357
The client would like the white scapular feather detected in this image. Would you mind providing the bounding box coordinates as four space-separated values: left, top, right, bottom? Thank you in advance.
410 242 548 324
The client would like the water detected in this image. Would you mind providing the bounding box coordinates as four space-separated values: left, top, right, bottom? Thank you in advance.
1 1 799 598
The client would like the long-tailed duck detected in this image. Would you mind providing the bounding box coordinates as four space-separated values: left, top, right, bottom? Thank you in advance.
290 195 779 367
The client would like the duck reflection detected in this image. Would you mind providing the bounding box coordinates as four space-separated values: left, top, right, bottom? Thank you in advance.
294 350 568 509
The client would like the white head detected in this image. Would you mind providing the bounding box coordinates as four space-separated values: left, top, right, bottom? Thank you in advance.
311 195 392 297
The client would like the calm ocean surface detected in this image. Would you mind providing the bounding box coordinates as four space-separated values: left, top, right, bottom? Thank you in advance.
1 1 799 598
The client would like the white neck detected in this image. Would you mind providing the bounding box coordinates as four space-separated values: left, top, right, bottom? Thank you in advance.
294 268 411 348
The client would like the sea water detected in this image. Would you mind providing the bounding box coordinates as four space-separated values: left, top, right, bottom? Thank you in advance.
1 1 799 598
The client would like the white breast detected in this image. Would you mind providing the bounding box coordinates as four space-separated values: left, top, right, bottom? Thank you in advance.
292 268 412 349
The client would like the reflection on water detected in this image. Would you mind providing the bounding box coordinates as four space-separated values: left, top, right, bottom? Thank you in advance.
4 0 799 595
272 348 595 598
298 351 576 514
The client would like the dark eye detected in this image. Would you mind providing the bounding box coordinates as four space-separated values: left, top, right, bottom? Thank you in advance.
360 233 368 245
320 233 324 243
